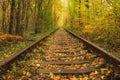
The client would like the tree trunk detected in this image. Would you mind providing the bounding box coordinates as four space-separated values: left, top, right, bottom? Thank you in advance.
16 1 22 36
35 0 43 33
2 2 6 33
8 0 15 34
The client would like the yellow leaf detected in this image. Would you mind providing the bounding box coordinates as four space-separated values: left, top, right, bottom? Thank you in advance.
72 76 78 80
26 72 31 77
36 64 40 67
79 78 83 80
49 72 54 79
101 68 108 71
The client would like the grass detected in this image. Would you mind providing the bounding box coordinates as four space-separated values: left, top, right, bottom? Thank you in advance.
0 26 58 61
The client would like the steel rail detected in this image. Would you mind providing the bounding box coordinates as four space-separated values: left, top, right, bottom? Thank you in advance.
0 28 120 76
65 29 120 72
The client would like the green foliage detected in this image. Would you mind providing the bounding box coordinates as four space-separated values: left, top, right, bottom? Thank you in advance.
38 48 45 55
96 63 107 69
67 0 120 56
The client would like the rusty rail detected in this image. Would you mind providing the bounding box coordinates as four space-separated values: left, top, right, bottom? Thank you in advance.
65 29 120 71
0 28 120 76
0 29 58 68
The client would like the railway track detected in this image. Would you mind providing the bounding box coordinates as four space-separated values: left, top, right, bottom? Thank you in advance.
0 28 120 80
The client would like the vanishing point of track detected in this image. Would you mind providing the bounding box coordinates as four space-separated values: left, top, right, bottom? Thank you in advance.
0 28 120 80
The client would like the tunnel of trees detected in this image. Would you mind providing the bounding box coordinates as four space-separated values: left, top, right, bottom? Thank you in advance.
0 0 120 61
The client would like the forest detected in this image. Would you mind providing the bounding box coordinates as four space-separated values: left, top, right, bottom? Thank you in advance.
65 0 120 57
0 0 120 79
0 0 119 59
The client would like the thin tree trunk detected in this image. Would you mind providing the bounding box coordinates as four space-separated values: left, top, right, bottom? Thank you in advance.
9 0 15 34
35 0 43 33
16 1 22 35
2 1 7 33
